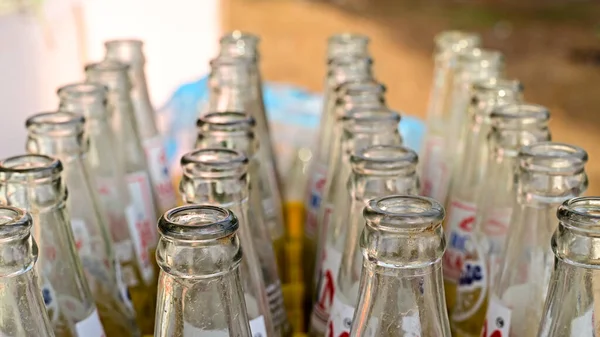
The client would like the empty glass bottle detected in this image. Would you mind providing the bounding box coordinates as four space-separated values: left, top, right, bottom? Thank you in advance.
85 61 159 327
104 39 178 215
421 31 480 203
179 147 275 337
536 197 600 336
57 82 155 330
451 103 551 337
0 154 104 337
324 146 419 337
196 111 292 337
25 111 140 336
154 204 252 337
346 195 452 337
0 206 55 337
483 142 588 337
442 78 522 315
326 34 370 63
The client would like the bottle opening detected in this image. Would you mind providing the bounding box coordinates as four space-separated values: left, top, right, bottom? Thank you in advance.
0 154 62 176
220 31 260 44
328 33 370 45
57 82 106 98
364 195 445 231
197 111 255 130
491 103 550 127
181 148 248 178
434 30 480 53
519 142 588 174
0 207 31 240
351 145 418 174
26 111 85 137
557 197 600 235
104 39 144 64
159 205 239 241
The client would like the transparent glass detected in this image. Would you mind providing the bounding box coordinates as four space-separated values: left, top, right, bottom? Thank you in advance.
421 31 480 203
25 111 140 336
179 148 276 337
104 39 178 215
0 206 55 337
323 146 420 337
484 142 588 337
536 197 600 336
56 82 156 332
326 34 370 62
196 111 291 337
451 103 551 337
347 195 451 337
0 154 103 337
85 60 159 330
154 205 252 337
442 78 523 315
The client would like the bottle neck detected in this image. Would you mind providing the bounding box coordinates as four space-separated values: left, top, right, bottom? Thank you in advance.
196 132 257 159
208 86 249 113
0 175 65 212
128 63 158 137
180 174 248 208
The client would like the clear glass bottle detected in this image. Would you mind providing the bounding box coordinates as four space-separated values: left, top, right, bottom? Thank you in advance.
324 146 420 337
536 197 600 337
154 204 252 337
483 142 588 337
196 111 292 337
25 111 141 336
0 206 55 337
346 195 452 337
442 78 522 315
179 147 276 337
0 154 105 337
57 81 156 333
326 34 370 63
104 39 178 215
421 31 480 203
85 60 159 331
451 103 551 337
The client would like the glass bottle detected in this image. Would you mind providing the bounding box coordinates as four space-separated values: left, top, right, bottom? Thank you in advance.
421 31 479 203
154 204 252 337
56 82 156 333
346 195 452 337
0 154 104 337
442 78 523 315
104 40 178 215
85 60 159 326
326 34 370 63
0 206 55 337
450 103 551 337
483 142 588 337
25 111 141 336
196 111 292 337
536 197 600 336
324 146 419 337
179 147 275 337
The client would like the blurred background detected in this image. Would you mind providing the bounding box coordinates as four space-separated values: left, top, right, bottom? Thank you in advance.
1 0 599 193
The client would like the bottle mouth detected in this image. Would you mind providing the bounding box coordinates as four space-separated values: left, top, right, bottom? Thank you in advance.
0 206 32 241
434 30 480 53
459 47 504 67
342 107 401 132
519 142 587 175
57 82 107 98
197 111 256 131
26 111 85 137
557 197 600 236
85 61 131 91
85 60 129 73
0 154 62 179
181 148 248 179
491 103 550 127
159 204 239 241
364 195 445 232
220 31 260 44
328 33 370 45
351 145 418 174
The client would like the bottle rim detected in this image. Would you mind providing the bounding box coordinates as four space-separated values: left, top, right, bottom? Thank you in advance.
472 77 523 96
557 197 600 237
0 154 62 177
0 206 32 241
197 111 256 130
220 31 260 44
26 111 85 137
328 33 370 45
57 82 107 97
363 195 445 231
342 107 401 131
351 145 418 174
84 59 129 73
158 204 239 242
491 103 550 127
434 30 480 54
519 141 588 175
181 148 248 179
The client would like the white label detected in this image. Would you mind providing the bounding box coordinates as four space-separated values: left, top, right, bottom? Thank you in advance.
143 136 177 211
571 309 594 336
482 296 512 337
402 313 422 337
114 239 140 287
183 322 229 337
442 200 477 283
124 172 157 284
261 198 275 219
420 135 450 202
71 219 111 284
75 309 106 337
313 245 343 323
70 219 89 254
41 277 60 323
327 293 355 337
113 257 134 310
305 164 328 237
483 207 513 238
249 316 267 337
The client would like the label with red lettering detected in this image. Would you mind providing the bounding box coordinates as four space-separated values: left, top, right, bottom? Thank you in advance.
144 136 177 212
420 135 450 202
75 309 105 337
313 245 343 325
305 164 328 238
326 294 355 337
482 296 511 337
483 207 513 238
443 200 477 283
125 172 157 284
249 315 267 337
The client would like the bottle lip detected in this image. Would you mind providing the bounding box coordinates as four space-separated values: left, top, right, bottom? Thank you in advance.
519 142 588 175
342 107 401 131
491 103 550 127
158 204 239 242
0 206 32 241
337 79 386 96
57 82 107 97
472 77 523 95
434 30 480 53
26 111 85 137
85 59 129 73
0 154 62 177
104 39 143 48
181 148 248 178
220 31 260 44
328 33 370 45
557 197 600 236
197 111 256 130
364 195 445 232
351 145 418 174
459 47 504 65
328 55 373 70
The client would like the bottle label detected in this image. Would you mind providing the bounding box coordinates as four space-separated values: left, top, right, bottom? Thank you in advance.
321 203 335 238
112 254 134 310
483 207 513 238
262 197 275 220
313 244 343 323
305 163 328 238
249 315 267 337
124 172 157 284
75 309 106 337
482 296 511 337
571 308 594 336
327 293 355 337
70 219 111 285
443 200 477 283
183 322 229 337
420 135 450 202
41 277 60 323
95 178 129 233
144 136 177 212
402 313 422 336
452 236 487 322
113 240 140 287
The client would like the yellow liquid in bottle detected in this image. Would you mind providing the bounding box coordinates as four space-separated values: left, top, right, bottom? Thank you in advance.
444 280 457 316
122 254 158 335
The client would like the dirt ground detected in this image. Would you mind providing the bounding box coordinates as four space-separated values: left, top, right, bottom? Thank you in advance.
222 0 600 195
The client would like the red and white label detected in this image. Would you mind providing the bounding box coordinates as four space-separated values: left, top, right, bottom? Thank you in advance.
75 309 106 337
443 200 477 283
483 207 513 238
305 164 328 238
420 135 450 202
313 245 343 324
143 136 177 212
125 172 157 284
482 296 511 337
326 294 354 337
71 219 90 253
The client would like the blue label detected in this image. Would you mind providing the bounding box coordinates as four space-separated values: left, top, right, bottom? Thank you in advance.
449 231 468 251
458 262 484 286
